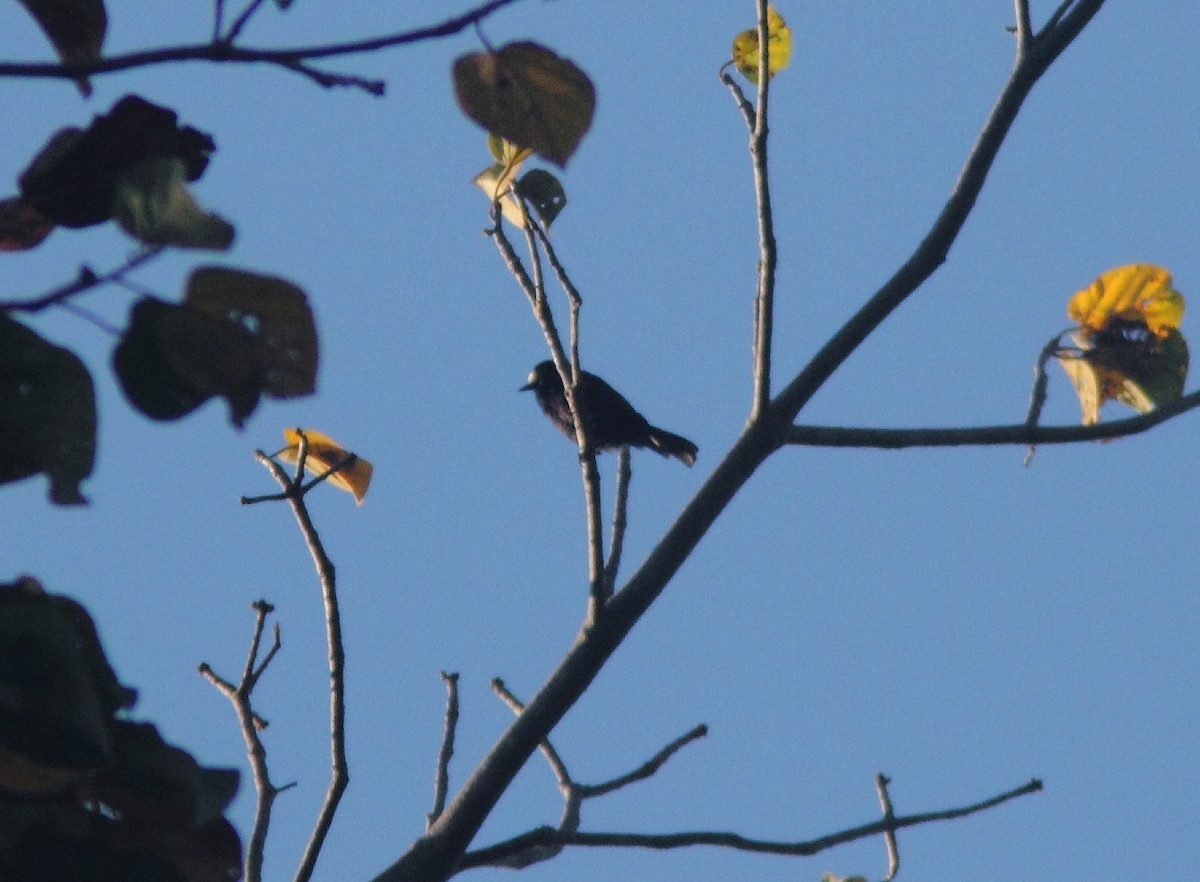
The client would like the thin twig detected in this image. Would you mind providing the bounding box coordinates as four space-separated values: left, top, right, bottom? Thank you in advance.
224 0 270 43
786 386 1200 449
492 678 571 786
427 672 460 831
492 206 606 616
530 221 583 373
0 247 164 312
748 0 777 419
459 778 1042 869
581 724 707 798
875 773 899 882
0 0 530 94
1023 330 1069 464
476 681 707 870
198 600 283 882
601 446 631 601
242 434 349 882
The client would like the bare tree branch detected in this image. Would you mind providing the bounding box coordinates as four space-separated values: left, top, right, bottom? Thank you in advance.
875 773 899 882
240 435 350 882
199 600 284 882
0 0 529 93
0 247 164 312
785 387 1200 449
464 680 707 872
427 673 460 831
490 206 607 618
371 8 1105 882
602 446 632 601
769 0 1107 427
460 777 1042 869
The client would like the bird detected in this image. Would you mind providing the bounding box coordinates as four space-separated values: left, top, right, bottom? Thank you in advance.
520 360 698 466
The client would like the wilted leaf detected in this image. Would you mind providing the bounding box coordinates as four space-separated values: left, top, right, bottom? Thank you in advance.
453 41 595 167
17 0 107 96
20 95 216 229
0 315 96 504
0 198 55 251
1057 325 1188 425
279 428 373 504
112 156 234 250
732 4 792 83
1067 263 1184 337
516 168 567 227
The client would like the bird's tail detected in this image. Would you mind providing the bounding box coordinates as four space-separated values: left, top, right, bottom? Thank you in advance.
648 427 698 466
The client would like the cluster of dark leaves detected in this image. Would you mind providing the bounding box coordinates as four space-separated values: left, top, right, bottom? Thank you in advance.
0 577 242 882
0 96 318 505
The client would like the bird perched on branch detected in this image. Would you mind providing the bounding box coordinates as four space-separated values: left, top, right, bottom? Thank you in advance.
520 360 698 466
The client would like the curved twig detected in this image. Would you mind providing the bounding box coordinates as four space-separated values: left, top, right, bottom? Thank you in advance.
0 0 529 94
785 387 1200 449
459 777 1042 869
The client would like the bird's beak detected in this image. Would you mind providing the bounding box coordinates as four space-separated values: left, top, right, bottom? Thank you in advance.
519 381 534 392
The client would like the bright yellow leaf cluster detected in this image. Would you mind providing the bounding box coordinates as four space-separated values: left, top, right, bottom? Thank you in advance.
731 5 792 84
279 428 373 505
1067 263 1184 337
1056 264 1188 425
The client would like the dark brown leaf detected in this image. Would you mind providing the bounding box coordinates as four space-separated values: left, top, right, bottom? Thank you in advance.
0 198 55 252
453 41 595 167
16 0 107 96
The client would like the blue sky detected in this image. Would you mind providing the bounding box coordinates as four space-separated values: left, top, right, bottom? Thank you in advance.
3 2 1199 881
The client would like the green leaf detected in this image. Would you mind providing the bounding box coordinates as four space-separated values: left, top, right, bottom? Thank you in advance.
111 156 235 250
453 41 596 167
0 315 96 505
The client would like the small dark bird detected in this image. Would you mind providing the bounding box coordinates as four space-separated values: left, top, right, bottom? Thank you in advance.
520 360 698 466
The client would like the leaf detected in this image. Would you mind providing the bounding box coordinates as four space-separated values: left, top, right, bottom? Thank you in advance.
517 168 567 227
279 428 373 504
0 578 133 793
16 0 107 96
0 315 96 505
20 95 216 229
732 4 793 84
474 137 535 226
113 270 317 428
0 198 55 251
112 156 234 250
185 266 319 399
1067 264 1184 337
453 41 596 167
1057 326 1188 425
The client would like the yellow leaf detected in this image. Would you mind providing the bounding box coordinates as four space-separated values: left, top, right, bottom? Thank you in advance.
473 137 534 227
1067 264 1185 337
731 5 792 84
453 41 596 167
279 428 373 505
